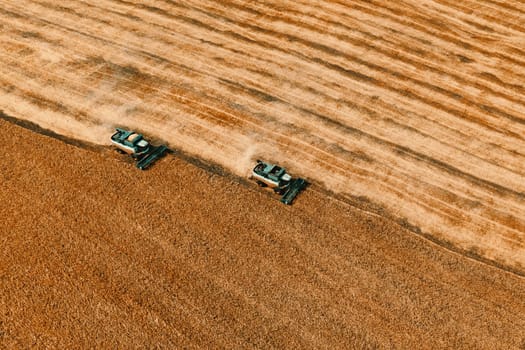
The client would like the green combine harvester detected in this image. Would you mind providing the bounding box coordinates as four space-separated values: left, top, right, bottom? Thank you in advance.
111 128 168 170
251 159 307 205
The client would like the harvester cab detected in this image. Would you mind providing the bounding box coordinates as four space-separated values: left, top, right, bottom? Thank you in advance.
111 128 168 170
251 160 306 205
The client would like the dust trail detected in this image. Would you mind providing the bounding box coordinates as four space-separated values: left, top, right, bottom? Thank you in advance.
231 134 262 177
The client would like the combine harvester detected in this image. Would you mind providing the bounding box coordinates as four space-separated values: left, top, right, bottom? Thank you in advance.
111 128 168 170
251 159 306 205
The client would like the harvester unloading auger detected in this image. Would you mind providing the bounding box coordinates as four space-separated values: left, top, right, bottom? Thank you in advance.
251 160 306 205
111 128 168 170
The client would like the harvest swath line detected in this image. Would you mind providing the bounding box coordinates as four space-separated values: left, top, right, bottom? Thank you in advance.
213 0 525 114
5 0 524 154
0 0 524 271
1 9 392 178
4 0 524 179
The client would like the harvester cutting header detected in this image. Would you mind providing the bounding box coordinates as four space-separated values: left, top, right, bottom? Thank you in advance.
111 128 168 170
251 159 306 205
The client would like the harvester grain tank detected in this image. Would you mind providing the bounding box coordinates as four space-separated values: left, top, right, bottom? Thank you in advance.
111 128 168 170
251 160 306 205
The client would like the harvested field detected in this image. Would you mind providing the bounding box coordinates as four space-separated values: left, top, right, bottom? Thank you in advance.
2 118 525 348
0 0 524 271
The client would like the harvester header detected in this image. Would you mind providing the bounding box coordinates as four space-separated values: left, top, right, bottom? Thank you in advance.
111 128 168 170
251 159 306 205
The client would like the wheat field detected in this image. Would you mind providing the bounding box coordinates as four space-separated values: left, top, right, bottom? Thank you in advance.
2 118 525 348
0 1 524 271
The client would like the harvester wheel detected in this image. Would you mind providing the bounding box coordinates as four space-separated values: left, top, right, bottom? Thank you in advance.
257 181 267 187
